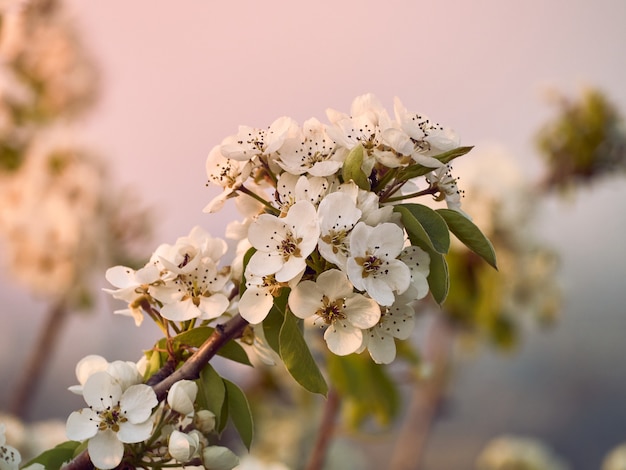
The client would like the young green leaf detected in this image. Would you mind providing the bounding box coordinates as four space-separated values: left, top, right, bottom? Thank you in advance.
197 364 226 430
223 379 254 450
23 441 82 470
394 203 450 254
262 287 289 354
279 311 328 396
436 208 498 269
342 143 371 190
427 251 450 305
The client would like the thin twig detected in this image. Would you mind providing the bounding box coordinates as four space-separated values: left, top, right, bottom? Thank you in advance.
304 388 341 470
8 299 67 419
61 313 249 470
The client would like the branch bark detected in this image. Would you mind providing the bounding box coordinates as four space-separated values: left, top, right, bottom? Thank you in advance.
304 388 341 470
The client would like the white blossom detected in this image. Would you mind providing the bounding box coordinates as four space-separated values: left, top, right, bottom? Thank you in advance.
167 380 198 416
66 371 157 470
202 445 239 470
0 423 21 470
246 201 320 283
346 222 411 306
289 269 380 355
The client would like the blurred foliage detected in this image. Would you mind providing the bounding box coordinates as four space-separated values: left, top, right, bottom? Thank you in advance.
537 88 626 191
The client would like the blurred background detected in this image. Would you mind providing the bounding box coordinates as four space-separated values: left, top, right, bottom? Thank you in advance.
1 1 626 468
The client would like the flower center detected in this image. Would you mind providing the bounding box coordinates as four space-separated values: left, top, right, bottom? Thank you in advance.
316 295 346 325
355 254 383 277
280 232 302 260
97 402 127 433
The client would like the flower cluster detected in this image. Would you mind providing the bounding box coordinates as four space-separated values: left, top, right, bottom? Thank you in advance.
65 355 238 470
205 93 462 362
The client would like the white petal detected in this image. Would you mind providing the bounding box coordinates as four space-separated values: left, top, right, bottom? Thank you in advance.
83 372 122 411
344 295 381 329
198 294 230 321
369 223 405 259
315 269 353 300
119 384 157 423
275 257 307 283
248 214 287 250
74 355 109 387
363 277 395 306
239 287 274 324
288 281 323 319
106 361 142 391
88 429 124 470
160 298 201 322
324 323 363 356
65 409 99 441
367 331 397 364
246 251 284 277
104 266 135 289
117 418 154 444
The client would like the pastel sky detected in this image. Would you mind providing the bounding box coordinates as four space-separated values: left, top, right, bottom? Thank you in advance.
1 1 626 467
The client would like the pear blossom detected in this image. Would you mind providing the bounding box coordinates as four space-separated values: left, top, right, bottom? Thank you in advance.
392 96 460 159
361 288 419 364
103 264 161 326
203 145 253 213
400 245 431 299
149 227 231 322
274 172 330 213
0 423 21 470
425 163 469 216
288 269 380 355
193 410 217 435
246 201 320 283
219 116 296 162
346 222 411 306
68 356 144 396
239 271 302 324
276 118 342 177
317 191 362 269
66 371 157 469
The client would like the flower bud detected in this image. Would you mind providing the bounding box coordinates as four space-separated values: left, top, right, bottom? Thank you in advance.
202 446 239 470
194 409 216 434
167 380 198 416
168 430 200 463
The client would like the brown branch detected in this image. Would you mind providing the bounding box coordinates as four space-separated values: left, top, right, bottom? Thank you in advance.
62 314 249 470
9 299 67 419
389 314 454 470
304 388 341 470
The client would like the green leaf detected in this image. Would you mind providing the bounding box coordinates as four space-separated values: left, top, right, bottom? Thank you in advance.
427 251 449 305
436 208 498 269
262 288 289 354
173 327 252 366
223 379 254 450
342 144 371 190
399 146 474 180
143 347 164 381
197 364 226 429
395 203 450 254
279 311 328 396
23 441 82 470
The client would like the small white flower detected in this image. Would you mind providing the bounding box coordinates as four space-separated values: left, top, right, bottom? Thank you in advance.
361 289 418 364
317 191 362 269
103 264 161 326
246 201 320 283
289 269 380 355
167 380 198 416
425 164 469 216
277 118 342 177
194 410 216 435
274 172 330 213
0 423 21 470
346 222 411 306
203 145 253 213
66 371 157 470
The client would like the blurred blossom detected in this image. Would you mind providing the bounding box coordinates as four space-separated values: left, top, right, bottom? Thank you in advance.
0 414 65 463
476 435 569 470
603 444 626 470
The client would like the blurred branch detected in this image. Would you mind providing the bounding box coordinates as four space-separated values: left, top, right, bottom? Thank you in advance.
304 388 341 470
8 299 67 418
